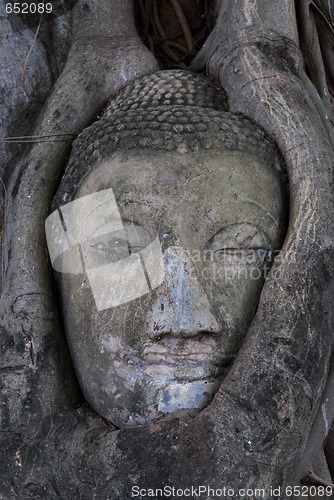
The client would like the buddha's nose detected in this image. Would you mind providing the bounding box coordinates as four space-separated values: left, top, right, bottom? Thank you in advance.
147 245 220 339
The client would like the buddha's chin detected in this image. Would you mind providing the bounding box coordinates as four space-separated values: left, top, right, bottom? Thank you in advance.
103 373 226 428
156 377 222 413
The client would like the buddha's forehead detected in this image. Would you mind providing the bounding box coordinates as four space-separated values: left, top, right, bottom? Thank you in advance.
75 149 283 245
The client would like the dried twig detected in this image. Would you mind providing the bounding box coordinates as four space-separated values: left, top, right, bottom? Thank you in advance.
307 469 334 488
21 10 44 102
0 133 77 144
0 177 7 293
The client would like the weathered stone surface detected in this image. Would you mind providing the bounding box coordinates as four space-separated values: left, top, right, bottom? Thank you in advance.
51 71 287 427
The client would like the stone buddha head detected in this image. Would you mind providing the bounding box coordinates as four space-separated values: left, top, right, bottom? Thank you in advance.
47 71 287 427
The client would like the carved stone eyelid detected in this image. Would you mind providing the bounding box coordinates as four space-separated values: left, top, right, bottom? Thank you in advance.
208 223 272 252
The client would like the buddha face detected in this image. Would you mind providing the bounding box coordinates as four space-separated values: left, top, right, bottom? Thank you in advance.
57 148 285 427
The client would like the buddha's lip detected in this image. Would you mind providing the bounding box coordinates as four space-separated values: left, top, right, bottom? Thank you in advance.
142 338 222 366
142 353 218 366
141 359 227 383
122 344 229 382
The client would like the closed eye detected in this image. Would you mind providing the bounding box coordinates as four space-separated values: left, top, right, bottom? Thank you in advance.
208 223 273 258
214 247 269 253
128 245 145 254
89 238 128 252
213 247 271 261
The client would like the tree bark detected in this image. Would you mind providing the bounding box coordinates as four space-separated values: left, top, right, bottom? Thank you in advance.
1 0 334 498
203 0 334 491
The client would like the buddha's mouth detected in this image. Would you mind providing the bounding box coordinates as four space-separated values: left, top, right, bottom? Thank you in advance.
120 338 232 382
142 361 227 383
143 346 217 365
142 335 233 365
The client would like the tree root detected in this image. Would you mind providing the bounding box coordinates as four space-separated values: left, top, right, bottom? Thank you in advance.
170 0 194 51
134 0 214 69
